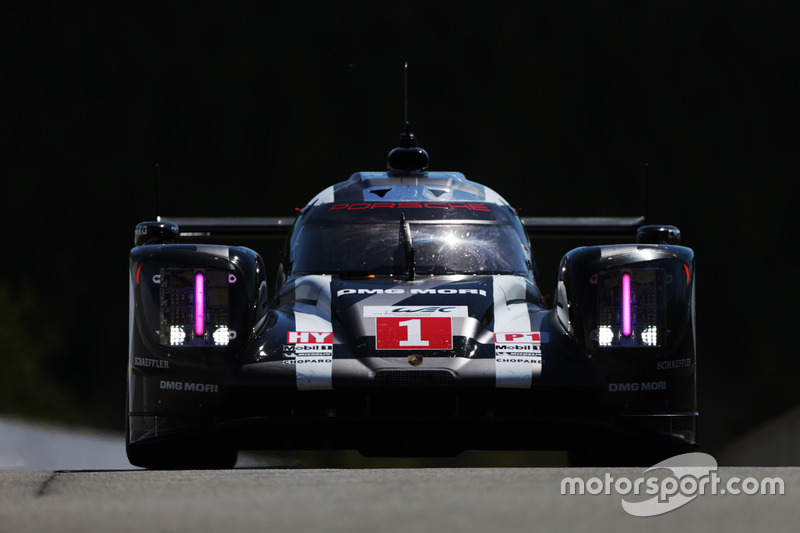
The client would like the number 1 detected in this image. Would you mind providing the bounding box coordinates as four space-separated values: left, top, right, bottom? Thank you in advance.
398 319 429 346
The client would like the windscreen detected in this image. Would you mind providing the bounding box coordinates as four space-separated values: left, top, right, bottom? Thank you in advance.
288 203 530 276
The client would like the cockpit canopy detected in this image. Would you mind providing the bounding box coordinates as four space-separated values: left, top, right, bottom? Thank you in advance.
286 202 532 278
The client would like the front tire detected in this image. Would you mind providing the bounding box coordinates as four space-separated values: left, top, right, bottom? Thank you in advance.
126 439 238 470
568 442 696 467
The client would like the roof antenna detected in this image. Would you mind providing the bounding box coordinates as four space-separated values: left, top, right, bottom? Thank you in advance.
642 162 650 224
155 162 161 221
387 62 429 175
403 61 411 141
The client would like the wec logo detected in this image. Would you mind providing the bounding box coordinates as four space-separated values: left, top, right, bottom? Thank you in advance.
363 306 469 318
389 306 456 314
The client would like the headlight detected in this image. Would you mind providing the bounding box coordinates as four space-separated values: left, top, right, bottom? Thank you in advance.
556 244 693 356
159 268 237 347
593 268 665 348
131 244 265 355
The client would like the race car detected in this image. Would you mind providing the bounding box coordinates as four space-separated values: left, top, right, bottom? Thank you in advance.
127 125 697 468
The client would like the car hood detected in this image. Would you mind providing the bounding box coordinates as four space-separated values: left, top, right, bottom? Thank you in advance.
276 274 541 357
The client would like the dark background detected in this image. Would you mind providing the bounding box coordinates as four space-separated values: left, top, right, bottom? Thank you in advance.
1 2 797 457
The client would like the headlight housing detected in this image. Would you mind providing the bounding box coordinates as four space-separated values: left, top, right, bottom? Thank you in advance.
594 268 665 348
556 244 693 356
130 245 266 357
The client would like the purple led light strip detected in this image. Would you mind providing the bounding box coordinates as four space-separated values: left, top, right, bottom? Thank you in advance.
195 272 205 337
621 272 632 337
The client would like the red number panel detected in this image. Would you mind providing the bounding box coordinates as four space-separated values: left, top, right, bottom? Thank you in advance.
375 317 453 350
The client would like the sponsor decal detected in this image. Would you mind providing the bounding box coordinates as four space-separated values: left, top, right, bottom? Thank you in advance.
338 288 487 297
495 348 543 358
285 333 333 365
608 381 667 392
293 311 333 390
295 344 333 355
494 332 541 344
134 356 169 369
296 356 333 365
159 380 218 393
495 332 543 389
328 202 492 211
495 356 542 364
286 331 333 344
656 358 692 371
282 344 334 359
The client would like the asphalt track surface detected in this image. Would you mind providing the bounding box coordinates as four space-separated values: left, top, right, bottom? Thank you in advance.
1 419 797 531
1 466 798 533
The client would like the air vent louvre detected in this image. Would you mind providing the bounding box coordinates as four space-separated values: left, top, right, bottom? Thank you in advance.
373 370 455 389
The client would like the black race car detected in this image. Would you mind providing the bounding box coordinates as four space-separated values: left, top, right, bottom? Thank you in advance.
127 126 696 468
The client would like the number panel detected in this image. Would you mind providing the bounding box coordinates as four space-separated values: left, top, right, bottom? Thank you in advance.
375 317 453 350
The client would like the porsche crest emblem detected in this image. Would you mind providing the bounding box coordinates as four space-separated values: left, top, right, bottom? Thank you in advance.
408 354 423 367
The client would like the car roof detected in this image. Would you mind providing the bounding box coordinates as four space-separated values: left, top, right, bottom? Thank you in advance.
303 172 513 207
